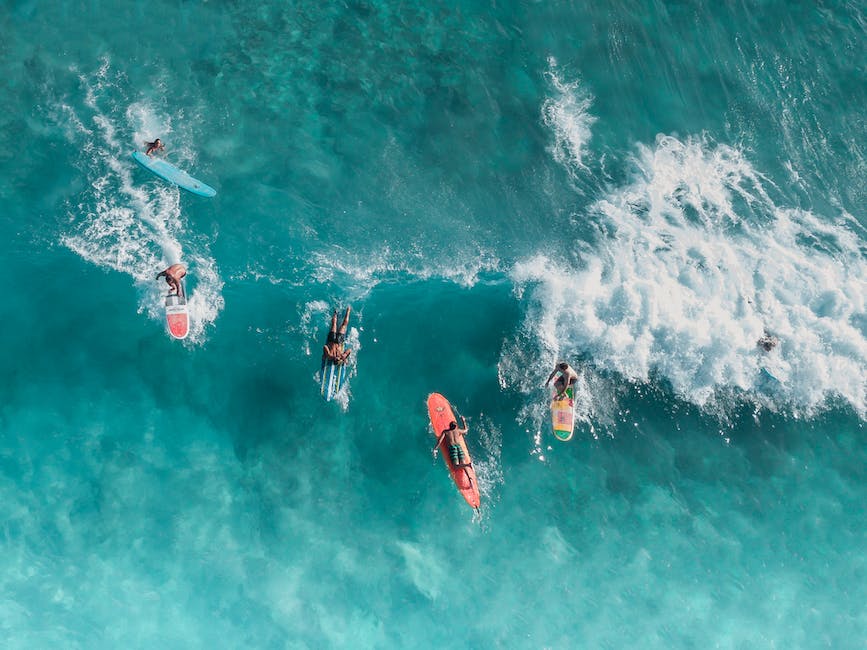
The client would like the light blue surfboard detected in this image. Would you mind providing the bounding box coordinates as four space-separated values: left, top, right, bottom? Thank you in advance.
131 151 216 197
320 359 347 401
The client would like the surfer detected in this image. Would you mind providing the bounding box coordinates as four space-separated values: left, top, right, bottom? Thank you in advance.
156 263 186 297
757 332 779 352
145 138 165 156
435 418 471 469
545 362 579 398
322 306 352 365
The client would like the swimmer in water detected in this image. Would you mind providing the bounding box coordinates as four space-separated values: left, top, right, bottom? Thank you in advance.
145 138 165 156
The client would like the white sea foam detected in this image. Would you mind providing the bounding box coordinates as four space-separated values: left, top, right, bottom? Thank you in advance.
56 60 223 344
126 101 174 159
300 300 332 356
541 57 596 177
310 244 502 295
506 134 866 420
472 415 505 513
47 102 93 142
179 253 225 343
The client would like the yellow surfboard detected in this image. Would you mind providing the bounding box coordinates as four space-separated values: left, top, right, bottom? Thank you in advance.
551 385 575 442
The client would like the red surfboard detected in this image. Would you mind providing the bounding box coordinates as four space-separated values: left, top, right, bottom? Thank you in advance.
427 393 480 509
165 284 189 340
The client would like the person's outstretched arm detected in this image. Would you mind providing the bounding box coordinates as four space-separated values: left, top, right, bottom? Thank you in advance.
432 432 447 455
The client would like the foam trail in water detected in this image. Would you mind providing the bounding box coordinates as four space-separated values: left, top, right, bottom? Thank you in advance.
541 57 596 178
471 414 504 524
55 59 223 343
310 244 502 295
506 134 866 420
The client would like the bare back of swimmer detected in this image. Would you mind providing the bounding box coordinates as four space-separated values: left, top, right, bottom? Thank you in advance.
156 263 186 297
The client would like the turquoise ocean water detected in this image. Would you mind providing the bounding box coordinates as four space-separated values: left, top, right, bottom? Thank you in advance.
1 1 865 647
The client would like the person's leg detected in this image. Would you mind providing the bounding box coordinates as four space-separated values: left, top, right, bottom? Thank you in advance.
329 310 338 334
449 444 463 466
339 306 351 334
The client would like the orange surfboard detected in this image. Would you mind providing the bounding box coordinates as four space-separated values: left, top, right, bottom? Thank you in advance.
427 393 480 509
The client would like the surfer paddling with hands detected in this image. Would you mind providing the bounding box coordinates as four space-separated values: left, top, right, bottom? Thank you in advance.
426 393 480 508
322 306 352 365
546 361 579 398
156 263 186 297
145 138 165 156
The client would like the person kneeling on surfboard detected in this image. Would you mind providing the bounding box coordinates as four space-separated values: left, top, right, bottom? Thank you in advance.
435 418 471 469
322 306 352 365
156 263 186 297
145 138 165 156
546 362 579 398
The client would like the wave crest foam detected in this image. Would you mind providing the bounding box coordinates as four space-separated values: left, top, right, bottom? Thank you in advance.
508 134 866 419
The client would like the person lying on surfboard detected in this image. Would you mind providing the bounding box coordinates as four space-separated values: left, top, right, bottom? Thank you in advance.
145 138 165 156
322 306 352 365
545 362 579 398
434 418 472 469
156 263 186 297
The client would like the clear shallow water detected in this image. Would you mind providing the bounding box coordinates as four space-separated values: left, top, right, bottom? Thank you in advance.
1 0 865 647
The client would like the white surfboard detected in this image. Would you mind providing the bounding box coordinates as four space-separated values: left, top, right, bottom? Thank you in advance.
320 359 347 401
165 283 189 340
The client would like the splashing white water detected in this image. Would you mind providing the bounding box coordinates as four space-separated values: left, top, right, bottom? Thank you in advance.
472 414 505 510
541 57 596 176
331 326 361 412
506 133 866 420
55 59 223 344
310 244 502 294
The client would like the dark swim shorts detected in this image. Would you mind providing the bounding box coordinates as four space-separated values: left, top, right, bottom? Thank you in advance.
449 444 466 465
327 331 345 345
